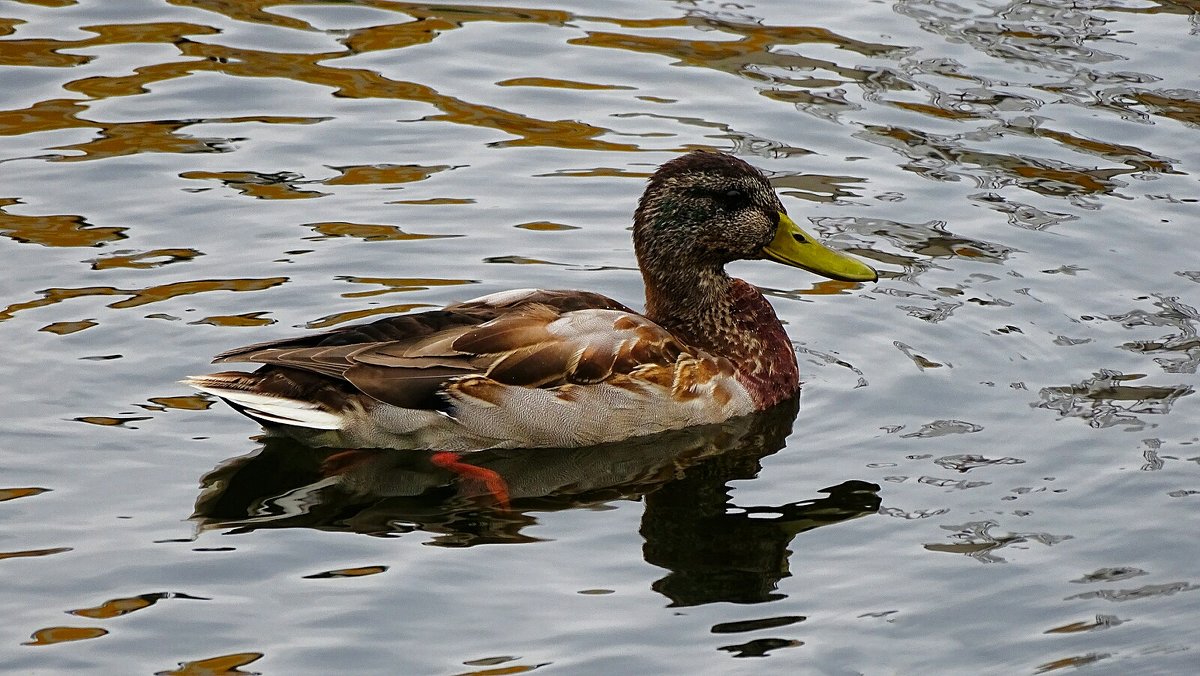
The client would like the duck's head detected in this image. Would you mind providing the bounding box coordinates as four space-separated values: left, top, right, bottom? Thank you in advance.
633 150 878 284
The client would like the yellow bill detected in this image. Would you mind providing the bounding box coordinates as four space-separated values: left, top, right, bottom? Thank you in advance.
763 213 878 282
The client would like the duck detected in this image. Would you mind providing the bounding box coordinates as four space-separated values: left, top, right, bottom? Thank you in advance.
185 151 877 460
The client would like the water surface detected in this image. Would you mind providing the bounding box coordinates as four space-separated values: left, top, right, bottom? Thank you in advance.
2 0 1199 673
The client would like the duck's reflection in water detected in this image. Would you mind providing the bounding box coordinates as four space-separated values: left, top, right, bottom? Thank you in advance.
193 398 879 604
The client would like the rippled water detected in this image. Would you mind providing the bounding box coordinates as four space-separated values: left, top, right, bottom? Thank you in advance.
2 0 1198 673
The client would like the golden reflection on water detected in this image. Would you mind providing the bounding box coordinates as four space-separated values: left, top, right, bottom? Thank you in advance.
157 651 264 676
181 170 329 199
306 302 436 328
48 116 321 163
172 162 462 205
303 565 388 579
22 626 108 647
0 277 289 321
0 197 124 247
571 20 898 85
337 276 477 298
497 77 635 91
0 0 924 162
39 319 97 334
305 221 457 241
512 220 579 231
69 592 206 619
0 546 71 560
0 7 655 152
0 0 1191 172
91 248 203 270
145 394 213 410
75 414 154 427
2 0 1199 672
0 486 49 501
1044 615 1124 634
386 196 474 205
323 163 452 185
191 311 275 327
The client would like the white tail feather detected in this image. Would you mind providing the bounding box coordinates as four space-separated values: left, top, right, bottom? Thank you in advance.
183 379 344 430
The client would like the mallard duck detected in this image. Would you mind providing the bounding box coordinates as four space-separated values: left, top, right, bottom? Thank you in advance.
185 151 877 454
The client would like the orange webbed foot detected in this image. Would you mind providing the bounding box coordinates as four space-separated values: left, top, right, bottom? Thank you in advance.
430 451 511 510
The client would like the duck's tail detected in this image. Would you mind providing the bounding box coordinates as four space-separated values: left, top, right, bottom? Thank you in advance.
182 372 344 430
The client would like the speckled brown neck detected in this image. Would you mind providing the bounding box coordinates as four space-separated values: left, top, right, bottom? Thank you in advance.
645 272 799 409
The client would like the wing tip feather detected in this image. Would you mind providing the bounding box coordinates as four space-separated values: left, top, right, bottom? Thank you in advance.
182 375 344 430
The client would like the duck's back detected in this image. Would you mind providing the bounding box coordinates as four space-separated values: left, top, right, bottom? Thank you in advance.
185 289 757 451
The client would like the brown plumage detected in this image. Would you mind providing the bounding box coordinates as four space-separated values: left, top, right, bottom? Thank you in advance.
185 151 877 451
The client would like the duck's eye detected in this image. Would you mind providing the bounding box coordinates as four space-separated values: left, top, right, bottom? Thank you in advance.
692 185 750 208
715 188 750 210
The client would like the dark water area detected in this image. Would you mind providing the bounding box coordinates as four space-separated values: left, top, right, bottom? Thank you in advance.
1 0 1198 673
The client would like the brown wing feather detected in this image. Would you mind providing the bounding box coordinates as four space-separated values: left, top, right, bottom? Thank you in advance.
343 364 476 410
450 304 559 355
451 289 633 314
189 368 354 414
223 343 377 378
212 307 495 363
485 342 584 388
204 290 675 411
